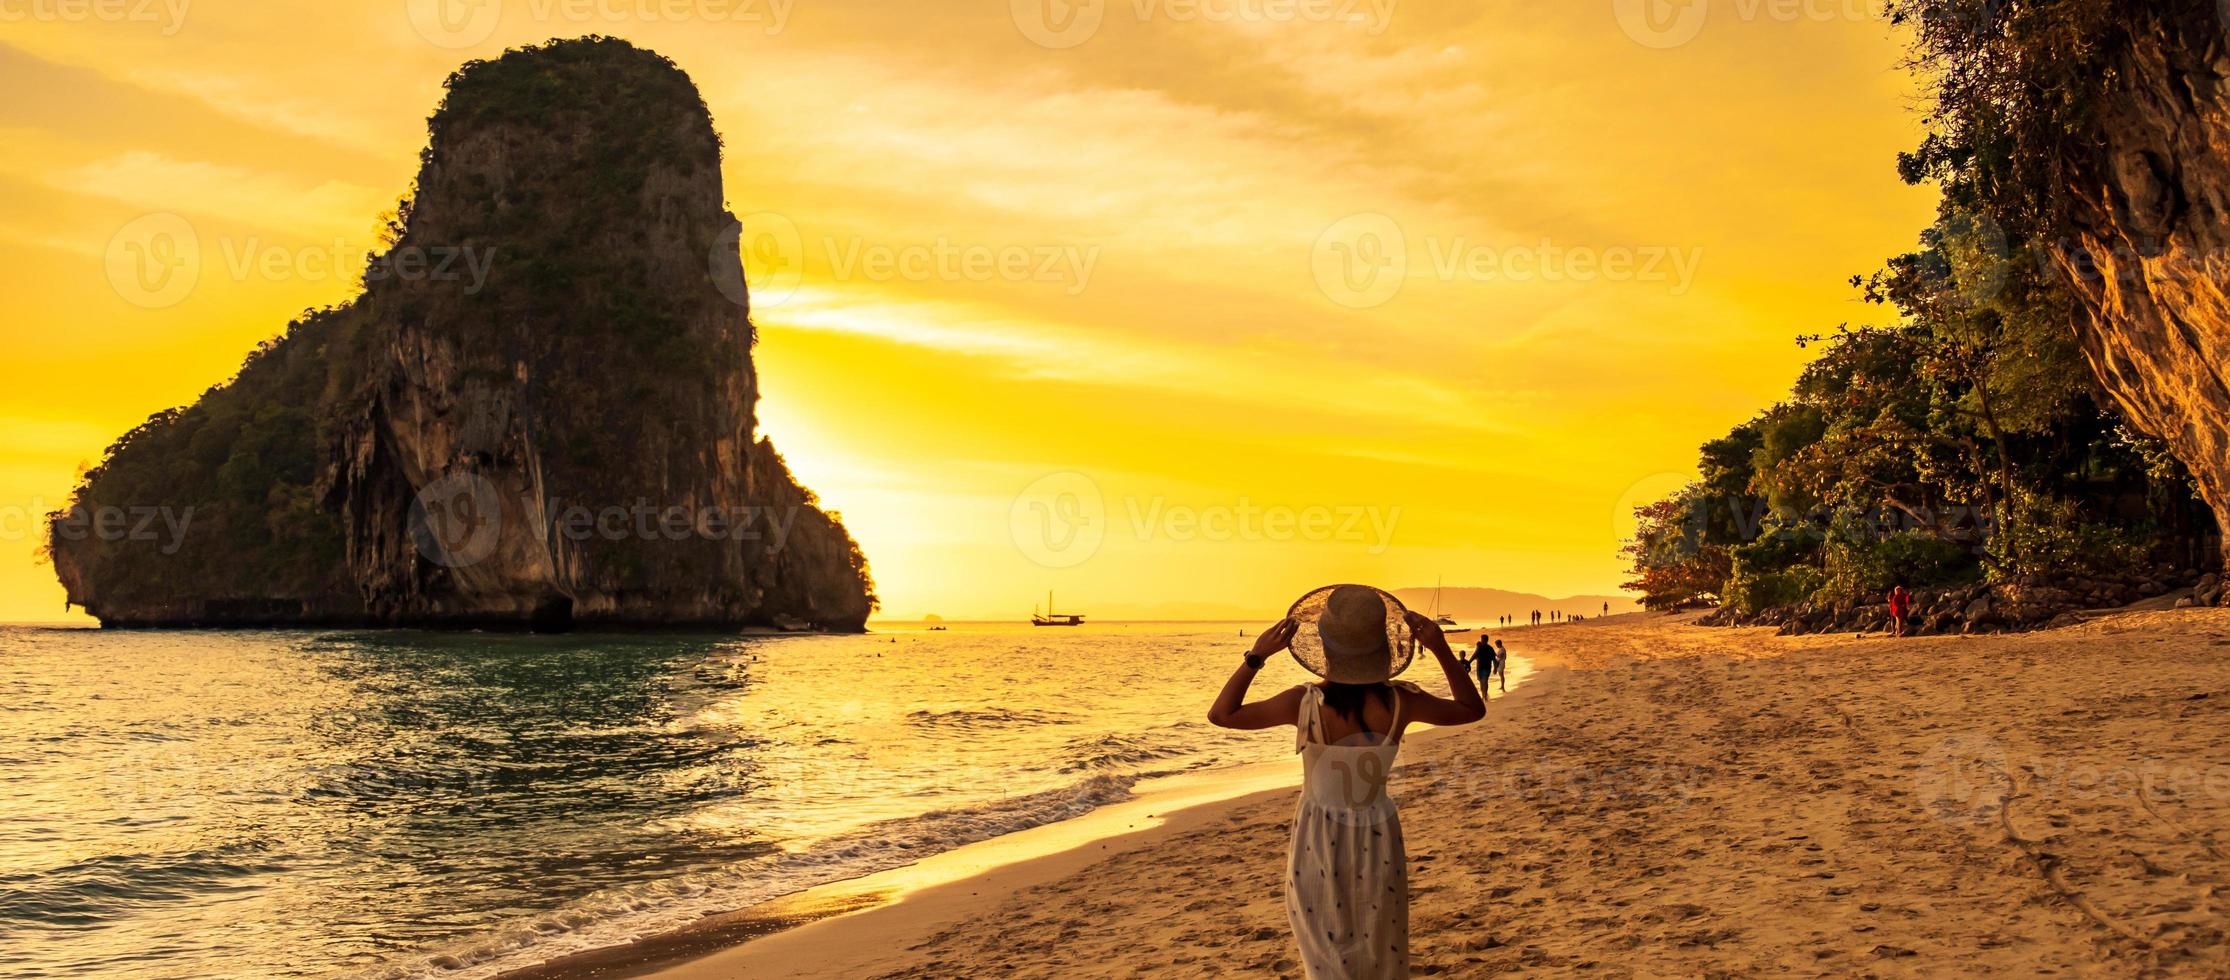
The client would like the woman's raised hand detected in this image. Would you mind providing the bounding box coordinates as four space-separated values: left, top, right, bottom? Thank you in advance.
1250 618 1299 659
1404 611 1454 658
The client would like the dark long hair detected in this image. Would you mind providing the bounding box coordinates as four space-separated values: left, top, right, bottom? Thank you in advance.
1321 681 1393 730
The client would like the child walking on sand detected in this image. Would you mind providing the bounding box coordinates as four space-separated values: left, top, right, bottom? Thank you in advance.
1208 585 1486 979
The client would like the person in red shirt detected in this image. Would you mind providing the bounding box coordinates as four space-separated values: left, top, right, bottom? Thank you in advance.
1889 584 1912 638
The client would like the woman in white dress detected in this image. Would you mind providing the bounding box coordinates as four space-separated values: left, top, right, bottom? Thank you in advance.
1208 585 1487 979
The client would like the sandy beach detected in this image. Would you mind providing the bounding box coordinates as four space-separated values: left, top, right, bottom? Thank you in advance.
527 608 2230 978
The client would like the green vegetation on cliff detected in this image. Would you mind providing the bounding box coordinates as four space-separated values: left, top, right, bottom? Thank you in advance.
46 308 363 617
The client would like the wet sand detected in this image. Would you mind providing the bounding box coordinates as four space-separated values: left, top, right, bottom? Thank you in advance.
535 607 2230 977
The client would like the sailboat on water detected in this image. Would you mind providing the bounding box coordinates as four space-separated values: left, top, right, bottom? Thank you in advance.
1031 591 1086 627
1429 576 1460 629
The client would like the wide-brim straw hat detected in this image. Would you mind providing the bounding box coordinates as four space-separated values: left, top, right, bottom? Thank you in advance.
1286 584 1415 684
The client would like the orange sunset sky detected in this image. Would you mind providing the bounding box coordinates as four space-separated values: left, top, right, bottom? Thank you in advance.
0 0 1937 623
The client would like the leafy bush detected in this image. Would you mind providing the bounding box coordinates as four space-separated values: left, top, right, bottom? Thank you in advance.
1990 491 2151 580
1724 561 1825 615
1822 529 1979 598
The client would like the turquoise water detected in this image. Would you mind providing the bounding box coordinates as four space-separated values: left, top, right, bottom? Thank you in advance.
0 622 1333 979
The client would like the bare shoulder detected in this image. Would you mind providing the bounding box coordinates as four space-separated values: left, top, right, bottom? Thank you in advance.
1397 678 1486 727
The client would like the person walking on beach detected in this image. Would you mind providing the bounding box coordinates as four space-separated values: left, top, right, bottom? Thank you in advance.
1889 584 1912 638
1470 636 1494 694
1208 585 1486 979
1492 639 1509 693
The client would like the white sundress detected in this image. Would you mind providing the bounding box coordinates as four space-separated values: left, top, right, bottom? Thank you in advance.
1286 682 1419 980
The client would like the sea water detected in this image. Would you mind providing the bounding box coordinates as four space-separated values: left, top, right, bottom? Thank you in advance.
0 621 1505 978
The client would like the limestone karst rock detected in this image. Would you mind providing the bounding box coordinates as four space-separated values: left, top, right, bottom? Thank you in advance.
49 38 874 630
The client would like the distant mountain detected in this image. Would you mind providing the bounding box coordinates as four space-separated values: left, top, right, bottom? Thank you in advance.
1392 587 1634 623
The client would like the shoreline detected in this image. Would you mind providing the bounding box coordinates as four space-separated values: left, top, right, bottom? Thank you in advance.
500 652 1556 980
495 764 1308 980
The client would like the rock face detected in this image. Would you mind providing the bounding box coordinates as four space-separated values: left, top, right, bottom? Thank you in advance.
2048 3 2230 577
49 39 874 631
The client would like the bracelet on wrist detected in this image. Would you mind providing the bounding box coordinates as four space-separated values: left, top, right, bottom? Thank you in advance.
1243 652 1268 669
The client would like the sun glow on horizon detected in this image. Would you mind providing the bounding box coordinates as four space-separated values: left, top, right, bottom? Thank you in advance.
0 1 1938 623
